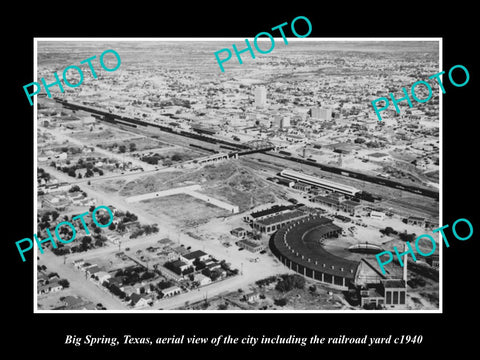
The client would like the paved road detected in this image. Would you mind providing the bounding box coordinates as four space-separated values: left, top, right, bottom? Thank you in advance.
39 250 128 310
40 162 293 310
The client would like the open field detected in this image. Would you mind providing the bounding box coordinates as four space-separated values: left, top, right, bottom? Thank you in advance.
139 194 230 228
96 136 171 152
98 162 288 212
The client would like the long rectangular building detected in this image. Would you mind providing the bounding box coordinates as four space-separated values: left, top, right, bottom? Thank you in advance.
252 210 309 235
280 169 360 196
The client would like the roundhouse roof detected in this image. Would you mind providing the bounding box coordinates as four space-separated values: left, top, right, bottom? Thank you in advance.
271 216 360 279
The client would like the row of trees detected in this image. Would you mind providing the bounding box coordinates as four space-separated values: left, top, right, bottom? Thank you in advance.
114 267 156 286
379 227 416 242
129 224 159 239
37 167 51 182
256 276 278 287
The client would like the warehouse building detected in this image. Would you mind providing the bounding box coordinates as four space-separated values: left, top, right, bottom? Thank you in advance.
252 210 310 235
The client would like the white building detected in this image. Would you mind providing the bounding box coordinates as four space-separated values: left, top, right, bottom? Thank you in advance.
255 86 267 108
194 273 212 286
161 286 182 298
370 211 385 220
311 107 332 121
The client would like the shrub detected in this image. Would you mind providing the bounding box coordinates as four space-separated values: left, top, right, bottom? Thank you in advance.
274 298 288 306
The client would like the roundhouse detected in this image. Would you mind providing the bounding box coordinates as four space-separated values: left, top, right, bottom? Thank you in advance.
269 215 360 290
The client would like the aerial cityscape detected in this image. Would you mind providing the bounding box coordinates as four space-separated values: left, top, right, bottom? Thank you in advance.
35 39 440 311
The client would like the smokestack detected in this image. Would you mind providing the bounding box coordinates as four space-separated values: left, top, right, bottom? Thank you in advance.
403 242 408 282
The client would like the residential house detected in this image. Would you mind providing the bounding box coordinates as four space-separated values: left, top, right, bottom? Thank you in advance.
130 293 149 308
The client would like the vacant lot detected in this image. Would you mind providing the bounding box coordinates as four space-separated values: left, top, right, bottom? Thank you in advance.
139 194 230 228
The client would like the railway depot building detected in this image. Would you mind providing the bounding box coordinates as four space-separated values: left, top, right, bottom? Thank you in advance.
312 193 361 215
270 215 359 291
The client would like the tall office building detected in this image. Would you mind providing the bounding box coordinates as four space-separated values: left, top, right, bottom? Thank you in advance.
255 86 267 108
311 107 332 121
272 115 291 129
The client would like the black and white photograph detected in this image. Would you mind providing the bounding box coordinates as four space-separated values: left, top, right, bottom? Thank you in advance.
6 5 478 356
33 39 441 313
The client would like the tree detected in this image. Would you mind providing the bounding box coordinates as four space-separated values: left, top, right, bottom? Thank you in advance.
81 236 92 247
50 211 59 221
275 274 305 292
129 143 136 152
274 298 288 306
209 270 221 281
58 279 70 288
218 303 228 310
108 222 116 231
69 185 81 193
119 145 126 153
117 222 126 232
171 154 182 162
68 168 76 177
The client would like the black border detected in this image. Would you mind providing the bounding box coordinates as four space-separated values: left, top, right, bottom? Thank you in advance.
7 4 477 356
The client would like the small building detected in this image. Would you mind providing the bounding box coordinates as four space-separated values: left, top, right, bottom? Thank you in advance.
370 211 385 220
406 216 426 227
237 239 265 253
243 292 260 303
383 280 407 308
130 293 149 308
72 259 85 269
161 286 182 298
182 250 209 265
360 286 385 307
95 271 112 284
360 279 407 308
169 260 190 274
194 273 212 286
86 265 101 277
276 177 295 188
230 227 247 238
37 280 63 295
292 182 312 192
205 261 222 271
